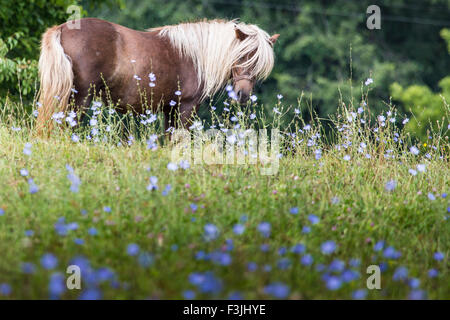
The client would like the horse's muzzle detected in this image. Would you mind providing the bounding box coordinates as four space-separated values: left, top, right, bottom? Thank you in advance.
237 90 250 104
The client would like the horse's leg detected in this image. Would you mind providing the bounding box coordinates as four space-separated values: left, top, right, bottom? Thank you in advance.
72 84 93 126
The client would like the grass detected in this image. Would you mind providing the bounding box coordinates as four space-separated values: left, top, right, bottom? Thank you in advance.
0 88 448 300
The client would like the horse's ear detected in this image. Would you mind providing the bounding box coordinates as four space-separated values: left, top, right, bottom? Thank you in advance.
269 34 280 45
235 27 248 41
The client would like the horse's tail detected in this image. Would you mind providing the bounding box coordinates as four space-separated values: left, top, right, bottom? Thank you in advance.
36 25 73 135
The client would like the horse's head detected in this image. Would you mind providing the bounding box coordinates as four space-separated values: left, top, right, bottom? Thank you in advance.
232 27 279 104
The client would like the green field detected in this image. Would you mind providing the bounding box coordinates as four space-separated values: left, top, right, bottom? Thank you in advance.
0 96 448 300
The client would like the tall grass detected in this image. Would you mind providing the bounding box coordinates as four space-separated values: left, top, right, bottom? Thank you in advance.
0 82 448 299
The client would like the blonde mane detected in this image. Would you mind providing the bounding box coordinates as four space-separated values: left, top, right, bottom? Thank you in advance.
149 19 275 101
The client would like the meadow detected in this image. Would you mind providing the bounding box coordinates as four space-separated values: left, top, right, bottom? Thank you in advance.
0 86 448 300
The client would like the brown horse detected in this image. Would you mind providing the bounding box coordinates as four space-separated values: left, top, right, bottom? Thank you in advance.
36 18 279 133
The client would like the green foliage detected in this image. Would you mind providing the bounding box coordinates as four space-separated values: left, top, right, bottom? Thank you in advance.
390 28 450 140
0 33 38 101
0 0 121 104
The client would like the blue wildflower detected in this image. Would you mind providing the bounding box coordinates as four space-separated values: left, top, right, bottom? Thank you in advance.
427 269 439 278
21 262 36 274
408 278 421 289
326 276 342 290
374 241 385 252
257 222 271 238
210 251 231 266
233 224 245 235
204 223 219 241
126 243 140 256
49 273 65 299
228 291 243 300
289 207 299 215
41 253 58 270
0 283 12 296
264 282 290 299
88 227 98 236
329 259 345 273
291 243 306 254
409 290 427 300
385 180 397 192
28 178 39 194
349 258 361 268
79 288 102 300
393 266 408 281
247 262 257 272
341 269 360 282
302 226 311 234
138 252 154 268
301 254 313 266
277 258 291 270
383 246 401 259
74 238 84 245
308 214 320 224
321 240 337 255
352 289 368 300
433 252 444 261
183 290 196 299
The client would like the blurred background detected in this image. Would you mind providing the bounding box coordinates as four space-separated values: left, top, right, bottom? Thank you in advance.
0 0 449 139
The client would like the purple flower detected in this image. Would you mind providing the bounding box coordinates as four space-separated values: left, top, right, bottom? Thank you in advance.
321 241 337 255
302 226 311 234
289 207 299 215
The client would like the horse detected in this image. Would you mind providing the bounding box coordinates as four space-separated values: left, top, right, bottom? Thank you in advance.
36 18 279 134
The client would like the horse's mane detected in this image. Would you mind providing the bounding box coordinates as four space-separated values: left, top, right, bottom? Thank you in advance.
148 19 275 101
